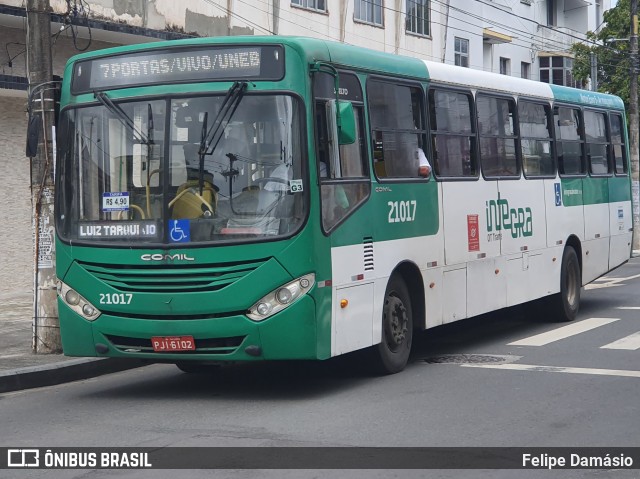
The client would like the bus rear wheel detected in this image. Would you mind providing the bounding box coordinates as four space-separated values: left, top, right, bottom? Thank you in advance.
546 246 581 322
370 276 413 375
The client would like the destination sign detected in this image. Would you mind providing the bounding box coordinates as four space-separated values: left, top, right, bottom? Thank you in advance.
78 221 159 239
71 45 284 93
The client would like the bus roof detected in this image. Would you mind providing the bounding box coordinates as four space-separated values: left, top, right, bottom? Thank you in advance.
549 84 626 111
64 35 625 111
64 35 430 83
423 60 553 100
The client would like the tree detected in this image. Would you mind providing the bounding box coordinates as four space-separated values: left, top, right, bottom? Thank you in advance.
572 0 632 107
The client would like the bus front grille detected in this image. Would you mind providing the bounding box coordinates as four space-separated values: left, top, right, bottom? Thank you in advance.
77 258 267 293
105 334 245 355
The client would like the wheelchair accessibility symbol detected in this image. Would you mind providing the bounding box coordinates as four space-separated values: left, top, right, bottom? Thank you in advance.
169 219 190 243
554 182 562 206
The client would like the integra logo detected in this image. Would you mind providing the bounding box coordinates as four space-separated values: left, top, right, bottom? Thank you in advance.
141 253 195 262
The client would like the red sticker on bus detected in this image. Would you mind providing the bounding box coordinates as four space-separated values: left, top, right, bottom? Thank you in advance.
467 215 480 252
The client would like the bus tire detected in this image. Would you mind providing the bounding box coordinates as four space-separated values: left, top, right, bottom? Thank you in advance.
548 246 581 322
371 276 413 375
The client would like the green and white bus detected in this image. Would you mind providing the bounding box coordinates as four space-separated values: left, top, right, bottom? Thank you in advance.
53 36 632 374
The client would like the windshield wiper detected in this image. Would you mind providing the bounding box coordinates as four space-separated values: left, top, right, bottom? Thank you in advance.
196 81 248 196
199 81 248 157
94 91 152 145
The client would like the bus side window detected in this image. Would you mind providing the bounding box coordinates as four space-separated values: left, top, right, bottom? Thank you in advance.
477 94 519 178
368 80 428 179
519 101 555 177
584 110 611 176
610 113 628 175
555 106 585 176
428 88 477 178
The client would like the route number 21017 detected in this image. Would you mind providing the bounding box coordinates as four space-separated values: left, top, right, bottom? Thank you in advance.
388 200 417 223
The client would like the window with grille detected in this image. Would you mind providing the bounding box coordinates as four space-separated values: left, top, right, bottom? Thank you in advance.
406 0 430 36
354 0 383 25
454 37 469 67
540 56 580 88
291 0 326 12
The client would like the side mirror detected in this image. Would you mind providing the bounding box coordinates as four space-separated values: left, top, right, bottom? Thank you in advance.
26 115 41 157
337 101 356 145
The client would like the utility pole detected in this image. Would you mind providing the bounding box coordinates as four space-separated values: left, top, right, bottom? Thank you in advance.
590 52 598 91
631 0 639 252
26 0 61 353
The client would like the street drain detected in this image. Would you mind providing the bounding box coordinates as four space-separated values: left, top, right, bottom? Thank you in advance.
422 354 520 365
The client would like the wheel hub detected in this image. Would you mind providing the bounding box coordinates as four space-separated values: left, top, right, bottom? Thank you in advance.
385 295 408 350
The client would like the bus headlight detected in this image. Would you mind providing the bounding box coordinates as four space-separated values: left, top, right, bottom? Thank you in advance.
247 273 315 321
57 280 101 321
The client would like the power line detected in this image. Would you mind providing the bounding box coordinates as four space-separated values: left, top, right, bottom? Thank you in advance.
196 0 617 73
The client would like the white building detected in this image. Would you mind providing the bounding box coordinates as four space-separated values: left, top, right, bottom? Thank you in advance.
443 0 609 85
0 0 613 298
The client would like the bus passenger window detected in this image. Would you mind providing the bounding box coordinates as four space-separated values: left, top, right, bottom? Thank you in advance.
610 113 628 174
584 110 611 176
518 101 554 177
477 95 519 178
368 80 428 179
555 106 585 176
429 89 477 178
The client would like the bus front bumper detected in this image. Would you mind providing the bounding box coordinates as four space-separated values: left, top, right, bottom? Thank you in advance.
58 295 320 361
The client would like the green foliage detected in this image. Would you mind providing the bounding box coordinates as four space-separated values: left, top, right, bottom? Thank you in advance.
571 0 632 109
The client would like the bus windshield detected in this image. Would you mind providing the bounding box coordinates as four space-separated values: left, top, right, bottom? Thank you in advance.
56 93 306 245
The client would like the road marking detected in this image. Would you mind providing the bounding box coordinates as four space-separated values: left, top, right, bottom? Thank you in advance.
584 283 621 290
462 363 640 378
585 273 640 290
507 317 620 346
601 331 640 350
616 307 640 310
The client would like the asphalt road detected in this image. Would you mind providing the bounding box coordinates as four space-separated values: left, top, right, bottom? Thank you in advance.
2 259 640 479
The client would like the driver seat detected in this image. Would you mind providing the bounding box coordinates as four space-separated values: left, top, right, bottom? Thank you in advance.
171 174 218 219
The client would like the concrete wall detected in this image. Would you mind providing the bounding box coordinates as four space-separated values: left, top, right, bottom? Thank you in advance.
0 96 31 296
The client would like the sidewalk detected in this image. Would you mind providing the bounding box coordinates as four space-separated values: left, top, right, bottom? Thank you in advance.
0 292 146 394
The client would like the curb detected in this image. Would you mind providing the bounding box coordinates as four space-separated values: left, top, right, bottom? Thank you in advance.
0 358 148 394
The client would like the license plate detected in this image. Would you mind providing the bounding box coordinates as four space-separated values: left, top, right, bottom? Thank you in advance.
151 336 195 352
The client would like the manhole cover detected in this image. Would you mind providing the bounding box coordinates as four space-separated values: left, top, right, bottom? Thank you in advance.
422 354 519 365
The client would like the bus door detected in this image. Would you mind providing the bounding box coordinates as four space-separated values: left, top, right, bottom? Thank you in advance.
314 71 374 355
430 88 500 321
469 93 529 317
582 109 611 283
608 112 633 270
547 105 585 282
500 99 554 306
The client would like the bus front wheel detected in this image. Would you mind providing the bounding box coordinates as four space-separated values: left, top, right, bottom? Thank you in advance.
547 246 581 322
370 276 413 374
